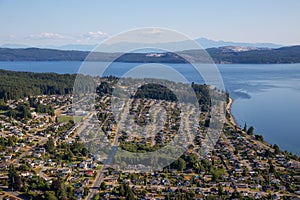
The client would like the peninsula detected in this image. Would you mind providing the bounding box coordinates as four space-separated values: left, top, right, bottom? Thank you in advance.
0 71 299 199
0 45 300 64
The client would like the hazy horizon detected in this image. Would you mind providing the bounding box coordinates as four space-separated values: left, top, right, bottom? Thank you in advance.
1 0 300 47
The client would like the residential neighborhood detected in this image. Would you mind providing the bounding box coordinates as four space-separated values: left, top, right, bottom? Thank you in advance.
0 77 299 200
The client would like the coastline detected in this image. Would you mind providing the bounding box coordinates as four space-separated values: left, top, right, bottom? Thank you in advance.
226 97 239 127
226 97 274 152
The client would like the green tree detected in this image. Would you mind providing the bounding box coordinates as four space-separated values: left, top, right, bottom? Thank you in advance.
17 102 32 119
63 148 74 161
165 194 171 200
94 194 100 200
7 109 18 118
7 136 17 146
45 191 58 200
243 122 247 132
218 184 224 196
231 189 242 199
178 158 186 172
0 99 8 110
242 167 249 176
247 126 254 135
45 137 55 153
126 186 135 200
273 144 281 154
18 163 31 171
119 183 135 200
211 167 225 182
119 182 125 196
269 163 275 173
84 187 89 197
51 178 67 200
8 164 23 191
255 134 264 142
100 182 106 190
81 147 88 156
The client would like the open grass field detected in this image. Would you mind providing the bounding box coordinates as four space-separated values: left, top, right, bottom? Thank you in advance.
57 115 83 123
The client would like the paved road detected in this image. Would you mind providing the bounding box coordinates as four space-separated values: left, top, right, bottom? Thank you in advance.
85 99 134 199
85 167 107 200
13 137 48 164
0 186 29 200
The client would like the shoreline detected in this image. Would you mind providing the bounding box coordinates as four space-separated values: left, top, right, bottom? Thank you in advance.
226 97 239 127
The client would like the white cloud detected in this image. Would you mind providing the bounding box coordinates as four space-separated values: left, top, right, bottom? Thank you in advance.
84 31 108 39
29 32 66 39
14 30 109 45
73 31 109 44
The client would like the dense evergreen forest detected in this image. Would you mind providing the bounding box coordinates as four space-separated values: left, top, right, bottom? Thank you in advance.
96 77 216 111
0 69 77 100
133 83 212 107
134 84 178 101
0 69 226 116
206 45 300 64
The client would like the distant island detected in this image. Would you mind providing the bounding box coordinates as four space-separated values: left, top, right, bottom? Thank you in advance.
0 45 300 64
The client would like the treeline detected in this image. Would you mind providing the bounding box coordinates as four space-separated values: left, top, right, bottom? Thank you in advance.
0 48 89 61
0 69 219 111
134 83 212 110
134 84 178 101
97 78 213 108
1 46 300 63
0 69 90 100
206 45 300 64
0 47 119 61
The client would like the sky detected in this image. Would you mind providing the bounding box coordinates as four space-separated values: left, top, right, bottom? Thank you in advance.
0 0 300 46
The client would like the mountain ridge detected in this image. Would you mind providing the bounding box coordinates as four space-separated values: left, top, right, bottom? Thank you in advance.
0 37 283 51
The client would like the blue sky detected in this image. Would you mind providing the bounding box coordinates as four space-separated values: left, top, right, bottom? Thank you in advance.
0 0 300 46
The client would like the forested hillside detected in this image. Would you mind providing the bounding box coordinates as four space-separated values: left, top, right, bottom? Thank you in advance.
0 46 300 63
206 45 300 64
0 69 76 100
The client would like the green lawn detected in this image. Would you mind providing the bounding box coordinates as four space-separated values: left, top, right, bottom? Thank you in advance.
96 165 102 170
57 115 83 123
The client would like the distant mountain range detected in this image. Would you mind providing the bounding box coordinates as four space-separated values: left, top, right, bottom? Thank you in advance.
0 37 283 51
0 45 299 64
195 38 282 49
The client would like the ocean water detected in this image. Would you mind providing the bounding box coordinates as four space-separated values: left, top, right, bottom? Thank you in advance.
0 61 299 154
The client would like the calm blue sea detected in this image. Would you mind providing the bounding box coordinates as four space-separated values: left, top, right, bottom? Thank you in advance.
0 61 299 154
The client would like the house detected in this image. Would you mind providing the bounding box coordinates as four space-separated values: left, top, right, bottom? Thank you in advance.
20 172 31 177
34 153 42 158
203 175 212 182
272 194 280 200
3 155 12 161
270 179 280 185
13 147 20 153
62 168 72 174
80 161 88 169
85 170 94 176
74 187 84 198
236 184 248 189
38 147 46 153
254 192 263 199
